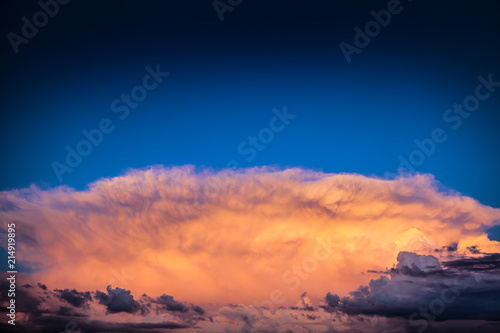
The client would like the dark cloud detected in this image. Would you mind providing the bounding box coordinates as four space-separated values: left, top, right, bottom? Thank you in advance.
154 294 189 312
55 306 87 317
54 288 92 308
0 276 42 313
466 245 482 255
192 304 205 315
323 251 500 327
0 278 205 332
304 313 317 320
321 292 340 310
96 285 142 314
434 243 458 253
142 293 205 315
31 315 188 333
443 253 500 272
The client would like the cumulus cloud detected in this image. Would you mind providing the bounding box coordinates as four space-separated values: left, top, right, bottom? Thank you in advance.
96 286 142 314
154 294 189 313
321 251 500 332
0 166 499 331
54 288 92 308
0 277 205 332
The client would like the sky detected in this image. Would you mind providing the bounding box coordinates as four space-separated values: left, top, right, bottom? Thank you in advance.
1 1 500 332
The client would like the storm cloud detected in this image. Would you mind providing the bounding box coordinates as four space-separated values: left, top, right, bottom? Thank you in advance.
1 166 499 332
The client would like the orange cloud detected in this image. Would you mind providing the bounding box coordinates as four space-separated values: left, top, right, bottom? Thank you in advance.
1 166 499 307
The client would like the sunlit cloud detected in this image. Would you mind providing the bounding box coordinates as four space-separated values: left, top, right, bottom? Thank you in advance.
1 166 500 331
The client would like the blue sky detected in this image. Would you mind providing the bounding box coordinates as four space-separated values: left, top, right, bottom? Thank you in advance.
1 0 500 210
2 2 500 332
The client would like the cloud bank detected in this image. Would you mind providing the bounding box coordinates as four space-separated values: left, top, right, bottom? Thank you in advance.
1 166 500 331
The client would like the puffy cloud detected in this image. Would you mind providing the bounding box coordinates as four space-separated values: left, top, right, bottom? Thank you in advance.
96 286 142 314
0 166 499 331
154 294 189 313
0 277 205 332
54 288 92 308
397 252 441 272
323 292 340 309
322 251 500 332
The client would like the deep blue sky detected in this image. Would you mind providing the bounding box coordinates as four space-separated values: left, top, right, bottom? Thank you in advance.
1 0 500 209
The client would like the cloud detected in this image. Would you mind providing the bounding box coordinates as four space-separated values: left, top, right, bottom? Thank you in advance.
0 166 499 331
0 278 205 332
28 315 189 333
321 251 500 332
323 292 340 309
3 262 500 333
54 288 92 308
96 286 142 314
442 253 500 271
153 294 189 313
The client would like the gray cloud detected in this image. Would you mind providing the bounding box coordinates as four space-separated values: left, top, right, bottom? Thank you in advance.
96 285 142 314
54 288 92 308
323 251 500 328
